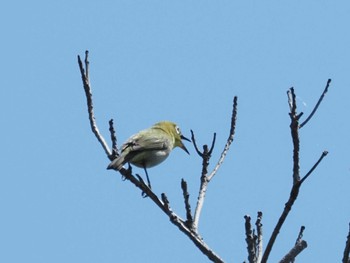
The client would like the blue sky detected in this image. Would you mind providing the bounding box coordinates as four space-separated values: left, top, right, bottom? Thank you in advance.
1 1 350 262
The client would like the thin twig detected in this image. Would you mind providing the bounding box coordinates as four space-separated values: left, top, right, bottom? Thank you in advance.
78 51 111 157
342 223 350 263
295 226 305 244
109 119 118 158
84 50 89 80
208 96 238 181
279 240 307 263
208 133 217 155
191 130 204 157
287 88 301 184
299 79 331 128
300 151 328 184
181 179 193 227
255 211 263 263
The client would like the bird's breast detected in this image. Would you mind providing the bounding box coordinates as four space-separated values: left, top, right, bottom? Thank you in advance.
131 149 170 168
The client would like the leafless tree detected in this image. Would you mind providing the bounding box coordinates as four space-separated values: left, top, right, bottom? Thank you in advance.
78 51 350 262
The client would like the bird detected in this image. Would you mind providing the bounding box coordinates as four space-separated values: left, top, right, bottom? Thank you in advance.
107 121 191 189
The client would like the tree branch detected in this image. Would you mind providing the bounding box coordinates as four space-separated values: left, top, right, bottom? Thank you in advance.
255 211 263 263
299 79 331 128
287 88 301 184
191 97 238 233
78 51 112 158
342 222 350 263
181 179 194 228
261 86 328 263
300 151 328 184
244 215 257 263
279 240 307 263
192 136 211 232
291 226 305 263
244 212 263 263
78 51 224 263
109 119 118 158
208 96 238 181
295 225 305 244
117 156 225 263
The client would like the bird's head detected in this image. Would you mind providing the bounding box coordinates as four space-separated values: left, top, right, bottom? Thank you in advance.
154 121 191 154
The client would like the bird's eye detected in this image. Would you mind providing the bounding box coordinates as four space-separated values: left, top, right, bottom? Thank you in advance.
175 126 181 135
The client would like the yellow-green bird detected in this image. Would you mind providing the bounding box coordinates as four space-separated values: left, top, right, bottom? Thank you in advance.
107 121 190 188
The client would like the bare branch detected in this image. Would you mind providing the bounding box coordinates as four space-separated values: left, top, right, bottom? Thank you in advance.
244 212 263 263
181 179 193 227
191 97 237 235
190 130 203 157
300 151 328 184
78 52 224 263
244 215 257 263
208 96 238 181
255 211 263 263
161 193 171 212
208 133 217 155
299 79 331 128
295 226 305 244
192 142 210 232
109 119 118 158
84 50 89 80
262 184 300 263
343 223 350 263
117 166 224 262
290 226 305 263
190 130 213 232
287 88 301 184
262 87 328 263
279 240 307 263
78 51 111 157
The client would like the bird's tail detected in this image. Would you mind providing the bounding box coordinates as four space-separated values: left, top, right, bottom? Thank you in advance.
106 156 124 170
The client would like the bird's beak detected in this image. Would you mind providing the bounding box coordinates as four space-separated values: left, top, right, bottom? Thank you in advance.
181 135 191 142
180 135 191 154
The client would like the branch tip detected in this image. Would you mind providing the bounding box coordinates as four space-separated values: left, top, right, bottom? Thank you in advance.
342 222 350 263
208 133 216 155
299 78 331 128
108 119 118 159
78 50 111 157
190 130 202 156
300 151 328 184
181 179 193 227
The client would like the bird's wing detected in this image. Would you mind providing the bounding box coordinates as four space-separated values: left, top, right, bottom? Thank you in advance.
122 132 170 153
107 131 171 170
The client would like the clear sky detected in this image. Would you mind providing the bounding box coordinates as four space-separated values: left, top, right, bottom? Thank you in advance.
1 1 350 262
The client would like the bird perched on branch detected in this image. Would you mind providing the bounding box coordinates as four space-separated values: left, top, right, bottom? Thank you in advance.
107 121 191 188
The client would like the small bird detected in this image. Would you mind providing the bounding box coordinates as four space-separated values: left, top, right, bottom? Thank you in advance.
107 121 191 188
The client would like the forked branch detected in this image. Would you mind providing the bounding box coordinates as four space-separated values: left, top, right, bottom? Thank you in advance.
191 97 238 232
244 212 263 263
261 84 329 263
78 51 224 263
78 51 112 158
